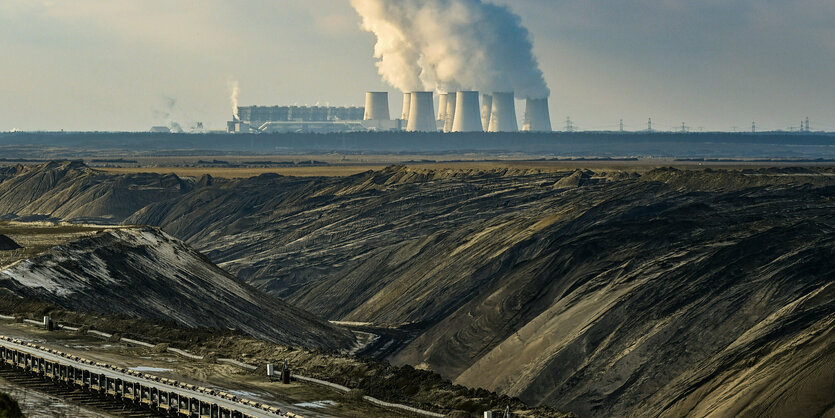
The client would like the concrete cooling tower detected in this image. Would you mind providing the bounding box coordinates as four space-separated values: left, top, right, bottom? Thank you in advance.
452 91 482 132
363 92 390 120
444 93 457 133
522 98 552 132
487 92 518 132
438 93 449 122
481 94 493 131
401 93 412 121
407 91 437 132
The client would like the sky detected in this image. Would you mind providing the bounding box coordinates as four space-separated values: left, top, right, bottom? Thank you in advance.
0 0 833 132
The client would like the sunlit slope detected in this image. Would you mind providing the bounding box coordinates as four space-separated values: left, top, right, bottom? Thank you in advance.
1 161 833 416
0 226 353 349
0 160 204 223
127 166 834 417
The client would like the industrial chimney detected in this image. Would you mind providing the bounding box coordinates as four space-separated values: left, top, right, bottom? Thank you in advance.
452 91 482 132
401 92 412 121
488 92 518 132
481 94 493 131
407 91 437 132
444 93 457 133
522 98 552 132
364 92 390 120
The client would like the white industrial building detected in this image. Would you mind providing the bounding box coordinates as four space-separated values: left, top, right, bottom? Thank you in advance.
227 91 550 134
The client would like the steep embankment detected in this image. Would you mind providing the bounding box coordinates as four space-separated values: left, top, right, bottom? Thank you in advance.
1 161 834 416
125 166 835 417
0 160 206 223
0 227 353 349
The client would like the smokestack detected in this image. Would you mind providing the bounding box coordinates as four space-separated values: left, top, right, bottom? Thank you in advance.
401 92 412 121
406 91 437 132
522 98 552 132
364 92 390 120
481 94 493 131
487 92 518 132
438 93 449 123
444 93 457 133
452 91 482 132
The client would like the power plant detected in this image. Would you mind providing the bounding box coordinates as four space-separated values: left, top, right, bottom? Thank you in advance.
522 98 552 132
444 94 457 133
407 92 437 132
481 94 493 131
364 92 390 121
488 92 518 132
437 93 450 129
452 91 483 132
227 91 551 134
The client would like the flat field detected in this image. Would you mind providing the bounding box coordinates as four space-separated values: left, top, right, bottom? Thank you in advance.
0 222 113 267
94 155 835 178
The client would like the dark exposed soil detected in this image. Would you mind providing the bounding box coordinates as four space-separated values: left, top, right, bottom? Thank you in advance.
1 161 834 417
0 235 21 251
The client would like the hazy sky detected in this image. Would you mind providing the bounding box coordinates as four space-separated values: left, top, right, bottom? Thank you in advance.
1 0 833 132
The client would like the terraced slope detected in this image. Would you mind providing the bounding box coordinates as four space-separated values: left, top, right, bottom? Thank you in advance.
1 161 833 416
0 227 353 349
126 166 835 417
0 160 208 223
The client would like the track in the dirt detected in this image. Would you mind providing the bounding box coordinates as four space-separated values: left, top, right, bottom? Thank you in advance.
0 366 162 417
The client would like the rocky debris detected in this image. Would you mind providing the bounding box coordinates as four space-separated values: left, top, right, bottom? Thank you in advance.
0 235 21 251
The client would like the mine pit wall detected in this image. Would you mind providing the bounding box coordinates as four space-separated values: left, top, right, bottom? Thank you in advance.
0 336 283 418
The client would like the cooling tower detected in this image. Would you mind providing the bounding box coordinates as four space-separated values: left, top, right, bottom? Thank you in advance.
363 92 390 120
481 94 493 131
452 91 482 132
438 93 449 122
444 93 457 133
487 92 518 132
522 98 552 132
401 93 412 121
406 91 437 132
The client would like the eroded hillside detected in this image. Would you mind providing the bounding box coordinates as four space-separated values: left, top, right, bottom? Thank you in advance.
1 161 833 417
0 160 210 223
0 226 353 349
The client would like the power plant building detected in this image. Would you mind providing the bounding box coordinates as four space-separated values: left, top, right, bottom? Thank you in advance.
227 91 551 134
229 105 388 134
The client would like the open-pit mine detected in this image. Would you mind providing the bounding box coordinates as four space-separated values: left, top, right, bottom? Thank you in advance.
0 160 832 417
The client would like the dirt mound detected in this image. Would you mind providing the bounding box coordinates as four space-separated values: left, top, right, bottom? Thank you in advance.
0 235 21 250
0 160 201 223
0 226 354 350
553 169 594 189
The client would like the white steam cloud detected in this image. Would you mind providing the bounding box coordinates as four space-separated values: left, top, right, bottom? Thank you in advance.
228 79 240 120
351 0 549 99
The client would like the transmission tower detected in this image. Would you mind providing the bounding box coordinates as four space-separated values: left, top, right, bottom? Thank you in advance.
619 119 624 132
805 117 810 132
648 118 653 132
565 117 574 132
752 121 756 133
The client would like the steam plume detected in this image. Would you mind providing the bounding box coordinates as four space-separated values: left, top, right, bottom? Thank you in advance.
228 79 240 120
351 0 549 99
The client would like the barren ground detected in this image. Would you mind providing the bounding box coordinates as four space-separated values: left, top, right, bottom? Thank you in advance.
0 321 409 418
